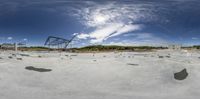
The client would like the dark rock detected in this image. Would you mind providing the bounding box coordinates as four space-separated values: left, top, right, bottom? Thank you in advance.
70 55 77 56
159 56 164 58
127 63 139 66
174 68 188 80
8 56 13 59
12 54 16 57
166 56 170 58
25 66 52 72
20 54 30 57
17 58 23 60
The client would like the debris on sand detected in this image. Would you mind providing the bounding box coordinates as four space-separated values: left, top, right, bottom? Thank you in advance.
25 66 52 72
93 60 97 62
17 58 23 60
70 55 77 56
159 56 164 58
174 68 188 80
127 63 139 66
38 55 42 58
8 56 13 59
0 57 3 59
20 54 30 57
166 56 171 58
12 54 16 57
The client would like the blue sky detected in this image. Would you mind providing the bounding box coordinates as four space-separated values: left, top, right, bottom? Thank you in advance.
0 0 199 47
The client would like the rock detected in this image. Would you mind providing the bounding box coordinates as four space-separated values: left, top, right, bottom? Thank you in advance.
17 58 23 60
12 54 16 57
25 66 52 72
159 56 164 58
127 63 139 66
8 56 13 59
20 54 30 57
174 68 188 80
70 55 77 56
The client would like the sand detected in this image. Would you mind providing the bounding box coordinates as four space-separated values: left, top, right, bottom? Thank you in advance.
0 49 199 99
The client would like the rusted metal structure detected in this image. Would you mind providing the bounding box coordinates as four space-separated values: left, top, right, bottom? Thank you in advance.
44 35 76 50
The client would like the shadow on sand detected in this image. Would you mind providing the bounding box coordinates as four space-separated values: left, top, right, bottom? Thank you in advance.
25 66 52 72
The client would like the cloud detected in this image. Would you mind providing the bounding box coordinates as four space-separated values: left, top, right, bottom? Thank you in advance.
23 38 28 41
105 33 168 46
7 37 13 40
77 33 89 39
72 1 158 43
77 24 142 43
108 24 142 38
89 24 122 43
192 37 198 40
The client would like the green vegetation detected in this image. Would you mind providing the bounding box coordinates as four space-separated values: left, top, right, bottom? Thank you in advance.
193 45 200 49
19 46 50 51
69 45 167 52
4 45 199 52
12 45 168 52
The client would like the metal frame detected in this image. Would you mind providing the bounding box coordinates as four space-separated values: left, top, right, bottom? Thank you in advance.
44 35 76 50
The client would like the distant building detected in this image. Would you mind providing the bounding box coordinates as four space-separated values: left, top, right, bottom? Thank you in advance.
0 43 15 49
0 43 26 50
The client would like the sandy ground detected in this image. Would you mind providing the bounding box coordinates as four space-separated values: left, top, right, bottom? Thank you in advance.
0 50 200 99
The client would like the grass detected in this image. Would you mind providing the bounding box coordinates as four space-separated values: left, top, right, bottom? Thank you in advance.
3 45 200 52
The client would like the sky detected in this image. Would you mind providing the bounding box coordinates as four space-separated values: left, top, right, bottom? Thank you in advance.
0 0 199 47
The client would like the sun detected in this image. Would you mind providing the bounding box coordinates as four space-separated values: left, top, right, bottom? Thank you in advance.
94 15 108 24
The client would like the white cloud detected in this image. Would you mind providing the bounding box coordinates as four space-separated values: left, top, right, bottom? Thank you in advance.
73 1 157 44
123 33 154 39
105 33 168 46
77 33 89 39
89 23 123 43
23 38 28 41
7 37 13 40
192 37 198 40
108 24 142 38
77 24 142 44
